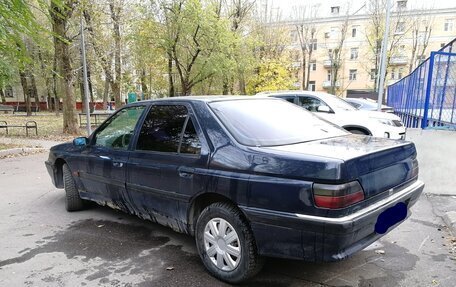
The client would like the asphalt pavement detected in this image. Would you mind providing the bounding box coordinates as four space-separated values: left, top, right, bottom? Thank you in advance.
0 153 455 287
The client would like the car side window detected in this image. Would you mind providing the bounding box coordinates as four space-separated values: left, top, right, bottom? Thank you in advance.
298 96 327 112
136 105 201 154
94 106 145 150
279 96 296 104
179 118 201 154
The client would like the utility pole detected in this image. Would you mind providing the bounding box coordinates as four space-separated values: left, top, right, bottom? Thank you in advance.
80 16 92 135
377 0 391 111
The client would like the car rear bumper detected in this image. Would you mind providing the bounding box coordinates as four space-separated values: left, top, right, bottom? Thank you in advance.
240 180 424 262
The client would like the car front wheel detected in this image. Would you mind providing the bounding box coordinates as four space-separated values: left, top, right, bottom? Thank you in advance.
62 164 86 212
195 202 264 283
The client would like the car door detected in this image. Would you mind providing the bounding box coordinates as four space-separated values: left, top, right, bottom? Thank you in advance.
126 103 209 229
77 105 146 210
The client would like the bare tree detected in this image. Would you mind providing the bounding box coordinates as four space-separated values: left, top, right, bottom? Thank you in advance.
365 0 411 90
409 13 433 72
109 0 123 107
324 14 349 95
293 5 318 90
50 0 80 134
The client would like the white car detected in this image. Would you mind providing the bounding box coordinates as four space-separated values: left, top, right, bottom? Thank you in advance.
261 91 406 140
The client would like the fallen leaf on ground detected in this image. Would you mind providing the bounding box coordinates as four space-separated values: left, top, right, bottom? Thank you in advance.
375 250 385 255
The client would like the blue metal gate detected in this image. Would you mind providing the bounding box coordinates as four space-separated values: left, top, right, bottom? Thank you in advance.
387 39 456 129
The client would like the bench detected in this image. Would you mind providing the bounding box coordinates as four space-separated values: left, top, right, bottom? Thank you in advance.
0 121 38 136
13 106 40 114
78 112 112 128
0 105 14 114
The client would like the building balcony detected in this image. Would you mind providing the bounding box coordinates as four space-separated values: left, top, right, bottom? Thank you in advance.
390 56 408 65
323 59 333 68
322 80 340 88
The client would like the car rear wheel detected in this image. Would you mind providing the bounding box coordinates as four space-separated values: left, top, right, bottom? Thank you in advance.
195 202 264 283
63 164 86 212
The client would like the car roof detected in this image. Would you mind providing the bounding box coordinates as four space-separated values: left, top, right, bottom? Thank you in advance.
125 95 281 106
257 90 332 97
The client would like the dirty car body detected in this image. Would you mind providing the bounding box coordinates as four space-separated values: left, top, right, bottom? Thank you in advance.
45 97 424 282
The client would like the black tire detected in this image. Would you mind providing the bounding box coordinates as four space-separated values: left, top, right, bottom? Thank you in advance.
63 164 85 212
195 202 264 284
348 128 368 135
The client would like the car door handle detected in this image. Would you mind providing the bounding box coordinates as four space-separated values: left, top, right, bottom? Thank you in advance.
179 167 195 178
113 161 124 168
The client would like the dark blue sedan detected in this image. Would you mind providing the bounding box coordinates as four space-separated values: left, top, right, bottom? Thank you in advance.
45 96 424 283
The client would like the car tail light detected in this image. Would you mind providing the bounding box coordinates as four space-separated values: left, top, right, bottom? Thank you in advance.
313 181 365 209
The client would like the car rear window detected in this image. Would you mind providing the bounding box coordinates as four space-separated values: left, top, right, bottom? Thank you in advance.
209 98 348 147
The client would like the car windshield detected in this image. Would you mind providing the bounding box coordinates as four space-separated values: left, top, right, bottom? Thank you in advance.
209 98 348 147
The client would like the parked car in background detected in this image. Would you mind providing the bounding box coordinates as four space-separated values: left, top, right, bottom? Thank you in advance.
45 97 423 283
261 91 406 140
345 97 395 113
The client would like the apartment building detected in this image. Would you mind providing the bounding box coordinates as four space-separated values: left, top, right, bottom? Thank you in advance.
278 0 456 98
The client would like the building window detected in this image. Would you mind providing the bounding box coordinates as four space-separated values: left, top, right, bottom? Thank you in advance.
308 81 316 91
324 32 330 38
309 60 317 71
327 70 332 81
396 22 405 33
370 69 377 81
444 19 454 32
5 85 13 98
391 68 396 80
349 69 357 81
310 39 317 50
331 6 340 15
398 68 403 79
330 27 338 38
397 1 407 9
350 48 359 60
352 27 357 37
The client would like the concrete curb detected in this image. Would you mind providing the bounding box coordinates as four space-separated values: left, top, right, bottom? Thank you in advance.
0 147 47 158
443 211 456 236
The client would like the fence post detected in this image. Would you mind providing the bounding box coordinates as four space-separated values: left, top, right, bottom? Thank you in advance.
421 52 435 129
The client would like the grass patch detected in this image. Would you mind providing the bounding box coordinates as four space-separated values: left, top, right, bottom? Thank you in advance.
0 112 85 141
0 143 20 150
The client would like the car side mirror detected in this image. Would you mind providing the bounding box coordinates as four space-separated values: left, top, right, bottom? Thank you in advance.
317 105 331 113
73 137 88 147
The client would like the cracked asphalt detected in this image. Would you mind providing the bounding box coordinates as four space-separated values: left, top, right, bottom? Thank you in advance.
1 153 455 287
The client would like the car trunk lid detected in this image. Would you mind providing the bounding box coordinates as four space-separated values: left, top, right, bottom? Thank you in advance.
261 135 418 199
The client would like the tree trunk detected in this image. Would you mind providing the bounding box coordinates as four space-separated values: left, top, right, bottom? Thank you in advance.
140 68 148 100
87 61 94 113
30 72 39 111
222 77 229 95
19 71 31 116
38 49 53 111
111 82 121 107
52 51 59 115
238 68 246 94
301 49 306 90
167 51 175 97
51 1 79 134
0 89 5 104
103 71 109 110
306 49 314 89
110 2 122 108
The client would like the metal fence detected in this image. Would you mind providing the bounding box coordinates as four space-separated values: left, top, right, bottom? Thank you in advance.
387 39 456 129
